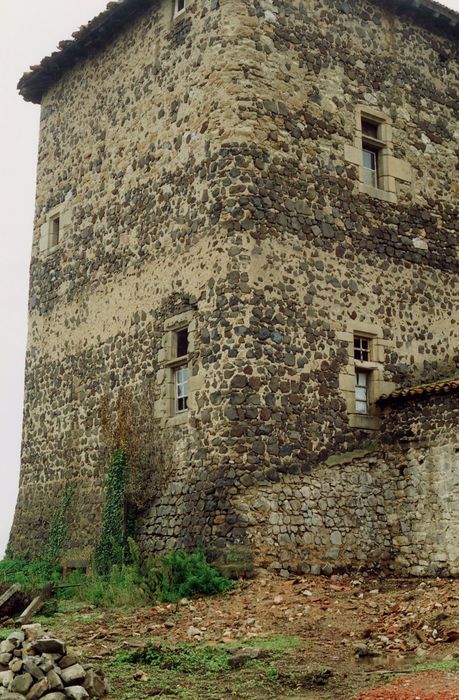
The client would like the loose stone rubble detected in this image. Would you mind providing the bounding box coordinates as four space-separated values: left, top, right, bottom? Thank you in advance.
0 625 108 699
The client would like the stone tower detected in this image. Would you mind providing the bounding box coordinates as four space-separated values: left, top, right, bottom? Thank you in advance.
10 0 459 576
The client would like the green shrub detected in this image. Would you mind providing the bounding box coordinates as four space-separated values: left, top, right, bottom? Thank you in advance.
0 558 62 594
144 547 234 602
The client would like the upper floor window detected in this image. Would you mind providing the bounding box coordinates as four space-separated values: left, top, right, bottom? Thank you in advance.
50 215 60 248
355 369 370 415
354 335 370 362
174 0 185 17
343 105 413 204
353 334 373 415
175 365 189 413
39 204 70 254
361 118 385 190
176 328 189 358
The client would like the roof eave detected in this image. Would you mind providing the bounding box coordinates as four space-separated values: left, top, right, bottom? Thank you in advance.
18 0 156 104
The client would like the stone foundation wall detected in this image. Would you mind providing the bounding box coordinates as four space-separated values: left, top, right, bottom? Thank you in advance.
236 395 459 576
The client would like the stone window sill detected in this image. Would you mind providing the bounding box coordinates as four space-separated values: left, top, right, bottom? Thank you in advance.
349 413 381 431
172 9 187 24
359 183 396 204
167 411 189 426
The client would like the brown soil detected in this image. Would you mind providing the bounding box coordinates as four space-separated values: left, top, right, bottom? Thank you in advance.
355 671 459 699
13 573 459 699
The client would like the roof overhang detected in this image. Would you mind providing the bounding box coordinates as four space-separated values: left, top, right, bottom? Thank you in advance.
378 376 459 403
18 0 156 104
17 0 459 105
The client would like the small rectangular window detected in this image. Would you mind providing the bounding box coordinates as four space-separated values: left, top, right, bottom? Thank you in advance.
354 336 370 362
176 328 189 358
355 370 369 415
175 366 189 413
174 0 185 16
50 216 60 247
362 148 378 188
361 119 379 140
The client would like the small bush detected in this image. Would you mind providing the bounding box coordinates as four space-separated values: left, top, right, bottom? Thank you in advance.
143 547 234 602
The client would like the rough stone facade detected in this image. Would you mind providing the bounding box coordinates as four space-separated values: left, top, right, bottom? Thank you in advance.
10 0 459 576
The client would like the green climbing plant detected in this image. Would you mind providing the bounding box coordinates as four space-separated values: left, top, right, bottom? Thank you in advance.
44 482 73 565
94 449 128 575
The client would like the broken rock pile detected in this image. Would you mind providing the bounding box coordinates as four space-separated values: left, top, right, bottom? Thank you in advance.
0 624 108 700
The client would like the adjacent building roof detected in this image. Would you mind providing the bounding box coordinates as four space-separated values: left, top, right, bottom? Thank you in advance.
18 0 459 104
378 375 459 402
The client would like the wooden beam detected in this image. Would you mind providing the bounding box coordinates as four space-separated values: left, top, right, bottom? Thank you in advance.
0 584 21 613
16 584 55 626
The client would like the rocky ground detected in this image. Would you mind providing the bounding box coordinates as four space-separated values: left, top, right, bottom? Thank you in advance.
2 573 459 699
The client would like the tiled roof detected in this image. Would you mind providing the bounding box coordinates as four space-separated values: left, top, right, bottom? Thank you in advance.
18 0 155 104
378 376 459 402
17 0 459 104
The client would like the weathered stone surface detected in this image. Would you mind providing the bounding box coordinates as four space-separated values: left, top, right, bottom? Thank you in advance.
60 665 85 686
26 678 49 700
22 626 44 643
32 641 65 657
57 658 78 672
23 662 45 681
11 673 34 694
46 670 63 691
63 688 89 700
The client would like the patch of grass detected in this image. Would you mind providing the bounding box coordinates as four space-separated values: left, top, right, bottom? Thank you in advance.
412 657 459 673
77 564 150 609
273 665 332 688
124 642 230 674
144 547 234 603
0 629 14 641
225 635 303 652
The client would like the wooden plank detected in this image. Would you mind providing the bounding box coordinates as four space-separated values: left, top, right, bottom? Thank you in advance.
0 584 21 613
16 584 55 625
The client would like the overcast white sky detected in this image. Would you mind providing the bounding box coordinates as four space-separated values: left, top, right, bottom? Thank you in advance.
0 0 458 558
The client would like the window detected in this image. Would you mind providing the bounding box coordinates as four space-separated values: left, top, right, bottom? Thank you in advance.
157 311 195 423
176 328 188 358
175 366 189 413
172 328 189 413
362 148 378 188
354 335 370 362
361 118 383 189
50 215 60 247
39 206 68 253
355 370 370 415
344 105 412 204
338 324 390 431
174 0 185 17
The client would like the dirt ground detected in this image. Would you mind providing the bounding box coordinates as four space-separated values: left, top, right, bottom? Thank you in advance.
12 573 459 699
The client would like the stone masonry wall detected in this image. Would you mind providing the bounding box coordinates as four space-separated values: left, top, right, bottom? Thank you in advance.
10 0 459 575
236 395 459 577
10 0 254 559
